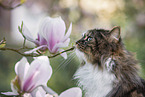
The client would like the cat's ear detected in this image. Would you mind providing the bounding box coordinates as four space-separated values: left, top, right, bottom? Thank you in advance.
109 26 121 42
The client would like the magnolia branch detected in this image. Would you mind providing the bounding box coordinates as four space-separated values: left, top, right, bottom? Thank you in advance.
0 3 22 10
0 46 75 58
0 47 38 57
48 46 75 58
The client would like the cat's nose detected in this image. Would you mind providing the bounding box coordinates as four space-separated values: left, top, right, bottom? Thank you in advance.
76 40 79 44
76 40 83 44
76 40 85 45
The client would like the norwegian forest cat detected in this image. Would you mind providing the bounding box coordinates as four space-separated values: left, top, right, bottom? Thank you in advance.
74 26 145 97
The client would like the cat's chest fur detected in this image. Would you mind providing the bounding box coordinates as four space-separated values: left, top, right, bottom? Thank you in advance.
74 49 116 97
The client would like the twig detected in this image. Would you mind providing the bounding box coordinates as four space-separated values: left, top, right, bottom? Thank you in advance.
17 47 34 51
0 46 75 58
0 47 40 57
48 46 75 58
0 3 22 10
23 38 26 48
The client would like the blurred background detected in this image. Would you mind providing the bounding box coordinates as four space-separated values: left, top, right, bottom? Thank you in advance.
0 0 145 95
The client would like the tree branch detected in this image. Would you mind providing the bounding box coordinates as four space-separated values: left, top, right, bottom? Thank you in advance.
0 2 22 10
0 46 75 58
0 47 40 57
48 46 75 58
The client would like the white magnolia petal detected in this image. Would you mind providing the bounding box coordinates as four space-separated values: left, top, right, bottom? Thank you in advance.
31 87 46 97
23 93 32 97
11 80 18 94
45 94 53 97
1 92 18 96
58 38 70 48
32 56 52 83
39 17 52 37
23 56 52 92
38 19 48 41
40 18 58 51
52 16 66 41
22 24 35 42
51 38 70 53
62 23 72 42
36 87 46 97
41 17 66 41
42 86 58 96
24 45 47 54
59 49 67 59
15 57 29 84
40 17 55 41
59 87 82 97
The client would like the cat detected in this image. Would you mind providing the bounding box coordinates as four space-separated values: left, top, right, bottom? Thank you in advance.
74 26 145 97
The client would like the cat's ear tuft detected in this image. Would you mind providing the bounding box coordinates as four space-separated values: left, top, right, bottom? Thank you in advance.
109 26 121 42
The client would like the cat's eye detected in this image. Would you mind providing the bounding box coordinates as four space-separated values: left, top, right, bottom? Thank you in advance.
87 37 92 41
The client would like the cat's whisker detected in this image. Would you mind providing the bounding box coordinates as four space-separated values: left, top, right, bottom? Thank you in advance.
53 52 76 75
61 52 76 69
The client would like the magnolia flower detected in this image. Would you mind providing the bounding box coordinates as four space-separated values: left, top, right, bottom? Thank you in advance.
23 87 47 97
45 87 82 97
23 16 72 59
2 56 52 96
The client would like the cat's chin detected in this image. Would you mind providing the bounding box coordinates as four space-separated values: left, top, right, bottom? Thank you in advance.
75 48 87 63
75 46 84 52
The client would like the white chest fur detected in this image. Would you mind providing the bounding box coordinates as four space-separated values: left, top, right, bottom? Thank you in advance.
74 49 115 97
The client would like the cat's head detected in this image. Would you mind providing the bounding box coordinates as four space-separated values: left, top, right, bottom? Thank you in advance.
76 26 123 65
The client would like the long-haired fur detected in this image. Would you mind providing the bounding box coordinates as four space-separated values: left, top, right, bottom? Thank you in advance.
75 26 145 97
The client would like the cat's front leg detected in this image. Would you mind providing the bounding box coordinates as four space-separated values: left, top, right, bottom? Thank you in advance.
106 84 132 97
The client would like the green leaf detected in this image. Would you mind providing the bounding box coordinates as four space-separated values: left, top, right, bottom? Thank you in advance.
0 43 6 48
21 21 23 30
18 26 21 33
18 21 26 39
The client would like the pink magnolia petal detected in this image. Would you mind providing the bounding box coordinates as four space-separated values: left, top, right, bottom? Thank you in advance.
37 34 47 46
40 17 67 52
59 87 82 97
51 38 70 53
47 33 57 52
22 24 35 42
24 45 47 54
1 92 18 96
62 23 72 42
40 18 57 51
15 57 30 86
23 71 39 92
52 17 66 41
22 56 52 92
33 56 52 82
